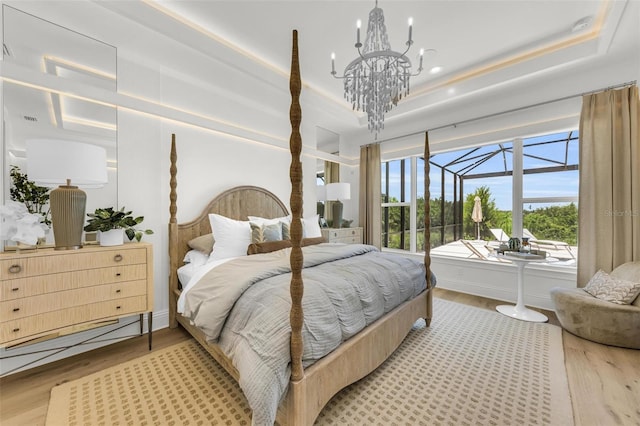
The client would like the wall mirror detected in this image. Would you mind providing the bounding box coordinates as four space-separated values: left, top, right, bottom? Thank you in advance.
316 126 340 224
2 5 118 239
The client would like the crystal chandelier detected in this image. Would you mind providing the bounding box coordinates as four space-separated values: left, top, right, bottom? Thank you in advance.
331 0 424 138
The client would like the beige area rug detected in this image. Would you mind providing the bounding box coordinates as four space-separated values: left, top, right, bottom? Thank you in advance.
46 299 574 425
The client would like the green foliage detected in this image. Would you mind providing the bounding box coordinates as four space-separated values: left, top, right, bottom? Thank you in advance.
524 203 578 245
84 207 153 242
9 165 51 226
383 185 578 251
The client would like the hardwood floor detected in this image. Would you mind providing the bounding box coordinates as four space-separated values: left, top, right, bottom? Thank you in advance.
1 289 638 426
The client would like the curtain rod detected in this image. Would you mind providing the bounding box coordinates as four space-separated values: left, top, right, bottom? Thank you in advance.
378 80 637 143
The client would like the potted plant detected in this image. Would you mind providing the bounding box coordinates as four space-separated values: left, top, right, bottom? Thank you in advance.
9 165 51 227
84 207 153 246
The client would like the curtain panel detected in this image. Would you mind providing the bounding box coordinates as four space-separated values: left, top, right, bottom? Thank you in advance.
577 85 639 285
359 143 381 248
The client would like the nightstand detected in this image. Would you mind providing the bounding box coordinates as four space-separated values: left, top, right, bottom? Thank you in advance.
321 227 363 244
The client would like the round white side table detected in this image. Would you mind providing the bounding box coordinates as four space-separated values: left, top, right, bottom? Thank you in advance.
496 253 548 322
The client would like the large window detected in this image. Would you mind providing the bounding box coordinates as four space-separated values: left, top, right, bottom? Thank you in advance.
381 131 579 262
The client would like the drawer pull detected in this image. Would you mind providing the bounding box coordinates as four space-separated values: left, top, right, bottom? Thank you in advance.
12 307 20 312
116 273 121 277
8 264 22 274
116 305 122 310
11 287 19 292
12 328 20 333
114 254 123 262
116 289 121 293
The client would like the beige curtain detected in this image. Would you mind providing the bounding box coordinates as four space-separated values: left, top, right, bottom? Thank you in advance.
359 143 381 248
577 85 639 286
324 161 340 225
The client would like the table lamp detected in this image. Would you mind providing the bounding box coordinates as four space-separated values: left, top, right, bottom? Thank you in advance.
326 182 350 228
27 139 107 250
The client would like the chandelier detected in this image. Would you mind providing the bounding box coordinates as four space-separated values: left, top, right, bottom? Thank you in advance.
331 0 424 138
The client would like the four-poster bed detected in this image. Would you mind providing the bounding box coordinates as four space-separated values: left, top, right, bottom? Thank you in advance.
168 30 433 425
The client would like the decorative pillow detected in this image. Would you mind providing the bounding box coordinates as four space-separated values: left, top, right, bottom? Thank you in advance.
250 221 283 243
247 236 327 255
247 239 291 255
302 236 327 247
208 213 251 262
301 214 322 238
583 269 640 305
281 221 290 240
248 215 292 241
187 233 215 255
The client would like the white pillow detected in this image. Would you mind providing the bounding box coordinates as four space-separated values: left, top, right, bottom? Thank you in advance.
248 215 291 225
301 214 322 238
208 213 251 262
183 249 209 267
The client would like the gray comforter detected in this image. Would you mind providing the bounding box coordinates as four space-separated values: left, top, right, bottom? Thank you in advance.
181 243 428 426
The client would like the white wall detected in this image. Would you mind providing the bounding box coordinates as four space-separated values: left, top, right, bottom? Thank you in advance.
0 1 320 375
430 255 577 311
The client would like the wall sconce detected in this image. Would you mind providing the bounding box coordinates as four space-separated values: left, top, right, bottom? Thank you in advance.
27 139 107 250
326 182 350 228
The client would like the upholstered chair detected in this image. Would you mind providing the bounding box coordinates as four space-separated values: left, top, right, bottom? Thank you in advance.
550 261 640 349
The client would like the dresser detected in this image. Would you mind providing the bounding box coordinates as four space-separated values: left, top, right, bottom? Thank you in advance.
321 227 363 244
0 243 153 349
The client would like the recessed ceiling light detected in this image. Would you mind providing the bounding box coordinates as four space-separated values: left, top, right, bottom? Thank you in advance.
572 16 592 33
430 66 442 74
447 88 456 95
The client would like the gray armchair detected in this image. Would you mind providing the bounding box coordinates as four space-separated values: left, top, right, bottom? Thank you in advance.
550 261 640 349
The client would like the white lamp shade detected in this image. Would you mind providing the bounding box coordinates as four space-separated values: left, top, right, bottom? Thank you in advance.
317 185 327 201
326 182 350 201
26 139 108 188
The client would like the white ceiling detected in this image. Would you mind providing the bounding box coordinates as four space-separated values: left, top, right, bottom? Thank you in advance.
147 0 637 133
3 0 639 153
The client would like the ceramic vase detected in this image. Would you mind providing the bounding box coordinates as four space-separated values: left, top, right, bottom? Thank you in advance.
99 229 124 246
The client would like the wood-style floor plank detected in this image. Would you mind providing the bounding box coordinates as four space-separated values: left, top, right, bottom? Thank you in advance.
1 289 638 426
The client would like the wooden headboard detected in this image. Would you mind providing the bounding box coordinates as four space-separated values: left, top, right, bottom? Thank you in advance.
167 136 289 326
175 185 289 255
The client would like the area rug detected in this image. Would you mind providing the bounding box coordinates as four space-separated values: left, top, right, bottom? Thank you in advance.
46 299 574 425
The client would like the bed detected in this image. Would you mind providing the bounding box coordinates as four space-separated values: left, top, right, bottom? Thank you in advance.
168 30 434 426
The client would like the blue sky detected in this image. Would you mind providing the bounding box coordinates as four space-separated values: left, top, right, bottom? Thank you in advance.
384 131 579 210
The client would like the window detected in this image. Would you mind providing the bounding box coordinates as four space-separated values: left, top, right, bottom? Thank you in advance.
381 158 412 250
381 131 579 263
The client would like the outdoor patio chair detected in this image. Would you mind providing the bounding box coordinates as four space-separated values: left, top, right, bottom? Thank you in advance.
460 239 510 262
523 229 575 259
489 228 509 242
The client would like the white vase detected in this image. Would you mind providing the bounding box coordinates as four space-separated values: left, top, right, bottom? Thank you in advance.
99 229 124 246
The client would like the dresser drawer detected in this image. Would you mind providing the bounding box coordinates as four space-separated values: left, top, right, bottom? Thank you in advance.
332 235 361 244
1 280 147 320
0 264 147 301
0 247 147 280
1 295 148 344
322 227 363 244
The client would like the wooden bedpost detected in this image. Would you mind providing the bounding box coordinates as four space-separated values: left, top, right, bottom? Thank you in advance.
289 30 304 382
169 133 179 329
424 131 433 327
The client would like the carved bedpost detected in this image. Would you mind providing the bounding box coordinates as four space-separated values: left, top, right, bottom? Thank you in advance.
424 131 433 327
289 30 304 381
169 133 179 328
